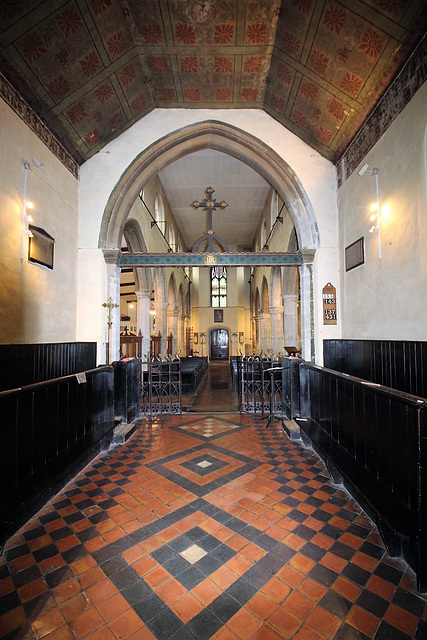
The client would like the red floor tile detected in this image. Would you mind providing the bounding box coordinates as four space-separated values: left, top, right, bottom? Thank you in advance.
2 410 427 640
345 604 381 638
247 592 278 621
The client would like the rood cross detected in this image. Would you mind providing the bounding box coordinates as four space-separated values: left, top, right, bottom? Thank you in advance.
190 186 228 252
191 186 228 233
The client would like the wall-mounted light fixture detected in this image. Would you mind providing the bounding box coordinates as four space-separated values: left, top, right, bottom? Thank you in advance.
21 159 44 262
357 164 381 259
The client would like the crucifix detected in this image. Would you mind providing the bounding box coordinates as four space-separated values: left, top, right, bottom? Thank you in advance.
102 296 119 363
190 186 229 252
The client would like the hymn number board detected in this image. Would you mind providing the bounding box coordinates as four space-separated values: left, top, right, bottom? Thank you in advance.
322 283 337 325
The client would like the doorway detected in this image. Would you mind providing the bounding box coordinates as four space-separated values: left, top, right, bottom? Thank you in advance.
210 329 229 360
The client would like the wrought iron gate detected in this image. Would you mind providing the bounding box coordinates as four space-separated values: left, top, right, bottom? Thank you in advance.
239 355 300 420
140 356 182 415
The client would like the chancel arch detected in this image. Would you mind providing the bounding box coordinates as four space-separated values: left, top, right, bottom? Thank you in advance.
99 120 320 361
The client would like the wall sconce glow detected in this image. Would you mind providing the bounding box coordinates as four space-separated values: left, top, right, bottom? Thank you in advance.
358 164 381 259
21 161 31 262
149 308 156 316
381 204 390 218
21 160 44 262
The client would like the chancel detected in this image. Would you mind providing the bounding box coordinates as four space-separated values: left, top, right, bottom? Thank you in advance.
1 1 427 637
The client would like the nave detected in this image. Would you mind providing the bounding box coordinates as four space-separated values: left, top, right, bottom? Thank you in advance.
1 409 426 640
185 363 238 414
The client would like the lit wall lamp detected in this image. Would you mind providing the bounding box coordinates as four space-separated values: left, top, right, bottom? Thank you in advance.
21 161 32 262
357 163 381 259
21 159 44 262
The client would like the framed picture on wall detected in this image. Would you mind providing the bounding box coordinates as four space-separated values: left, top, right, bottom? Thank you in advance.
193 333 198 344
28 225 54 269
214 309 223 323
345 237 364 272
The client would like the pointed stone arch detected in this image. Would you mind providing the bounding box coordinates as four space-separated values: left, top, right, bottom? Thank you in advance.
99 119 320 361
261 277 269 313
99 120 320 252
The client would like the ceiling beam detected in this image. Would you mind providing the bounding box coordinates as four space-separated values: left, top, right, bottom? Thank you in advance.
119 252 302 267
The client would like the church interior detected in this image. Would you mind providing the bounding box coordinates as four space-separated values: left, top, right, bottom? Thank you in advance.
1 0 427 638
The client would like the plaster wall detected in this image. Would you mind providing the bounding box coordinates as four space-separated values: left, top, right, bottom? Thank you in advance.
0 101 79 344
338 82 427 340
78 109 339 360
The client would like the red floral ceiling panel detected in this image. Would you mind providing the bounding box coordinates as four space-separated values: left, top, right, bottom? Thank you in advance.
0 0 424 162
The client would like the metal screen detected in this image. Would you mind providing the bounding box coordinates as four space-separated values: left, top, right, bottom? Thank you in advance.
239 355 284 417
140 356 182 415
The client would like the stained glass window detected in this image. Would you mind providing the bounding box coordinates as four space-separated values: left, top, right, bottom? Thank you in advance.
211 266 227 307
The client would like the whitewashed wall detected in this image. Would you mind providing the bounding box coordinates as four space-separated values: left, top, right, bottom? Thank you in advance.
0 101 79 344
78 109 339 362
338 83 427 340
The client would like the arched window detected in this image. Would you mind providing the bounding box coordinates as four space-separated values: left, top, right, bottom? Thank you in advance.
211 266 227 307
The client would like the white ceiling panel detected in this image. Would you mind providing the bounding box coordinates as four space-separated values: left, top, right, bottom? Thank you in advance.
158 150 271 251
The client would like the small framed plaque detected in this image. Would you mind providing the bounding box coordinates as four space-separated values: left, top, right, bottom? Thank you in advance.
214 309 223 323
345 237 364 272
322 283 337 325
28 225 54 269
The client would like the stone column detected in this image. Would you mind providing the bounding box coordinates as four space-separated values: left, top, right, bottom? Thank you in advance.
167 306 179 356
156 300 169 355
259 312 271 354
135 289 151 359
178 313 185 356
255 315 261 353
251 318 256 354
282 293 299 350
103 250 121 364
299 250 316 362
268 305 284 355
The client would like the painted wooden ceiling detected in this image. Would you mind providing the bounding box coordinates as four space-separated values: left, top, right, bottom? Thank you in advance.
1 0 425 165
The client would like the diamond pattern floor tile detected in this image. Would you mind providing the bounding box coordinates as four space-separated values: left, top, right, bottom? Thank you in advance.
1 410 426 640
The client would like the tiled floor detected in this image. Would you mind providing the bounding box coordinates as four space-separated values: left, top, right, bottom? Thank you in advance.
1 411 427 639
186 362 239 413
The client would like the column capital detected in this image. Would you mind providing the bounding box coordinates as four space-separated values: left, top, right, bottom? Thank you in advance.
268 305 283 315
298 249 316 265
103 249 121 265
282 293 298 302
167 306 179 317
135 289 152 299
